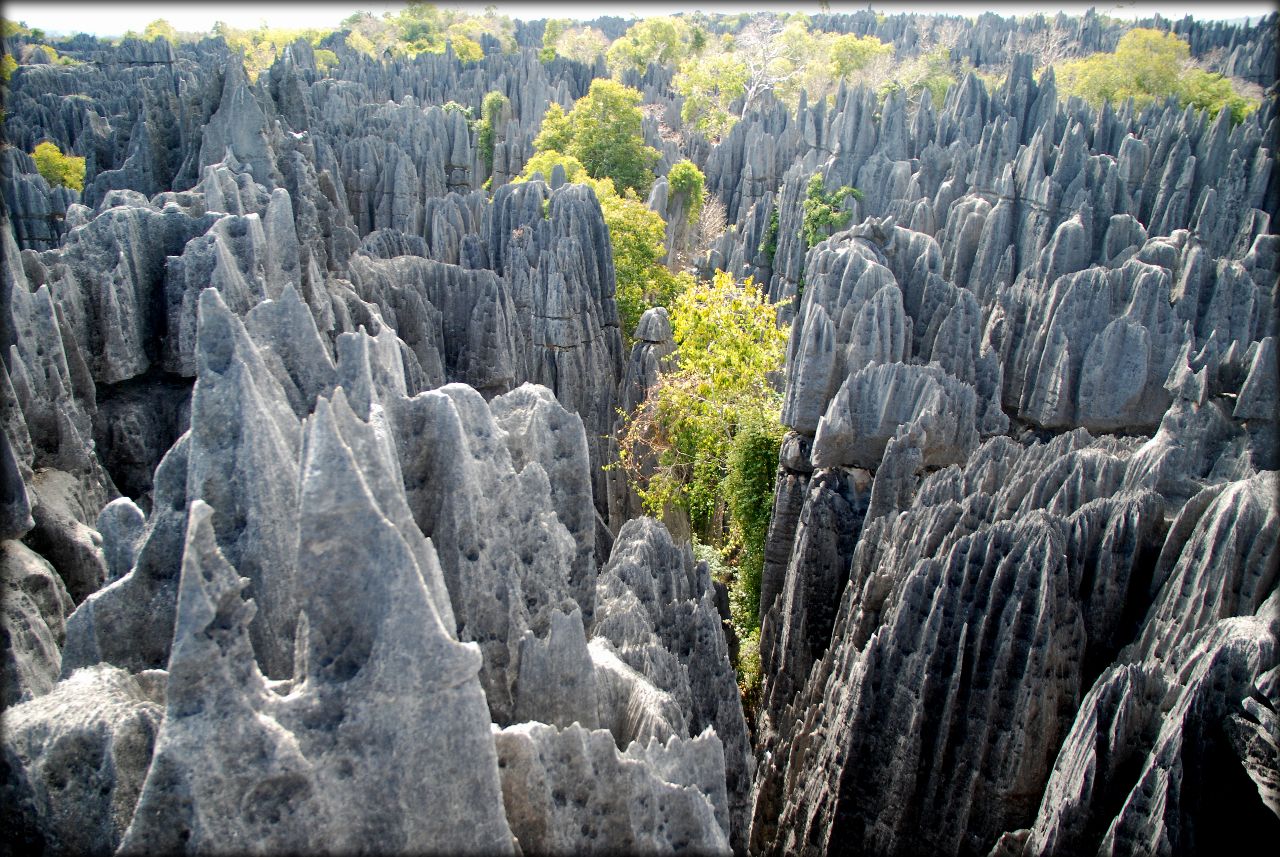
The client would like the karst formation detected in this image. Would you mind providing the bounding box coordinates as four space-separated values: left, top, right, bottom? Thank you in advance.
1 6 1276 856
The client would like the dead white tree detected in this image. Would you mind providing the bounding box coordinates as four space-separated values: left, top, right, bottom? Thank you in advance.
1018 26 1076 71
735 14 800 116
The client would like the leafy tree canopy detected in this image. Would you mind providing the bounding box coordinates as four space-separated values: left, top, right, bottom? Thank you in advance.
142 19 177 43
616 271 786 687
475 89 508 174
32 141 85 191
618 271 786 542
667 159 706 222
1056 28 1259 122
607 16 694 77
675 53 747 140
532 79 660 196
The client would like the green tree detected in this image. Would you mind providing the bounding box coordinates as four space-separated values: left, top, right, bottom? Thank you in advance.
32 141 85 191
830 33 894 78
675 53 747 139
143 18 177 43
540 17 571 62
449 34 483 62
532 79 659 196
606 16 692 77
517 149 587 183
532 101 571 153
802 172 862 248
1114 28 1187 99
313 48 339 74
618 271 786 541
553 27 609 64
666 159 706 223
1057 28 1258 121
597 183 690 343
1180 67 1257 123
475 89 508 174
617 271 786 697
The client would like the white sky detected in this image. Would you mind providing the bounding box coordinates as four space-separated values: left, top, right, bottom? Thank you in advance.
4 2 1272 38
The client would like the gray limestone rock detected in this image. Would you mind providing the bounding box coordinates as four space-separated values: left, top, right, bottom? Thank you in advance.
1129 471 1278 665
184 288 302 679
593 518 753 852
494 722 730 855
513 606 599 731
60 433 189 676
1 429 33 540
9 17 1277 857
1024 606 1279 856
197 61 277 186
812 361 980 470
492 383 598 625
119 459 514 853
96 497 145 584
1 540 73 706
2 665 165 856
390 383 579 723
24 468 109 604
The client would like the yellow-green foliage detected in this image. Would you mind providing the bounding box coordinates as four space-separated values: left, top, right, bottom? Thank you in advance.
32 141 85 191
449 35 483 63
1180 67 1258 123
598 184 692 343
143 18 177 43
516 150 587 183
2 53 16 84
803 172 862 248
540 17 572 63
313 49 339 74
553 27 609 65
475 90 508 173
830 33 894 78
215 22 331 80
675 53 747 139
344 3 514 61
618 271 786 541
532 79 660 196
607 16 693 77
1056 28 1259 122
666 159 706 222
617 270 785 682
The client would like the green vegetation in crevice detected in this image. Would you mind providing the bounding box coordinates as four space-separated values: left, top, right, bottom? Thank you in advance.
667 159 706 223
32 141 85 191
475 90 507 175
802 172 862 248
617 271 786 705
758 207 779 265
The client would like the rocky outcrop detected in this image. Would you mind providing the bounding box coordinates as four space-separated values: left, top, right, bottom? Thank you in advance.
495 723 731 855
1 540 73 706
592 518 754 851
1 665 165 856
